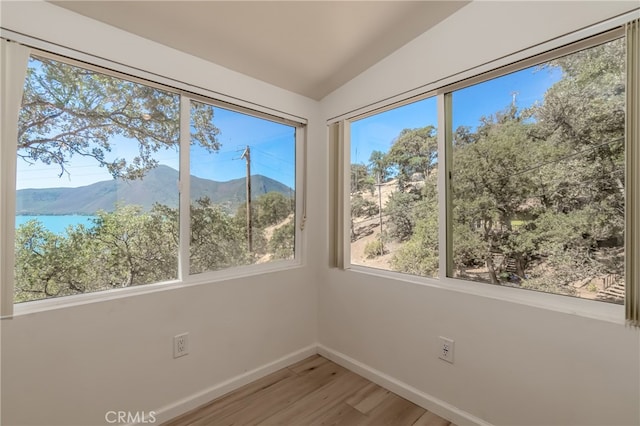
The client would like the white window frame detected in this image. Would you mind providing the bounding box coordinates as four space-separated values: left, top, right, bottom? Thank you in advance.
0 36 307 318
332 11 638 324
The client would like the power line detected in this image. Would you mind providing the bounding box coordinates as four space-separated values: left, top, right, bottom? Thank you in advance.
251 147 294 165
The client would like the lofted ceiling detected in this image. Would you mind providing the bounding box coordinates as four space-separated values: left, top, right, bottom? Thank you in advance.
51 1 469 100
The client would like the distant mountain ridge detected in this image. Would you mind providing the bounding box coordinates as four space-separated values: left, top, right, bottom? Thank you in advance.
16 165 293 215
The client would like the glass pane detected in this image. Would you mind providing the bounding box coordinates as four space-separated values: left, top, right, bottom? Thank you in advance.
15 56 180 303
449 38 625 304
350 98 439 277
189 101 296 275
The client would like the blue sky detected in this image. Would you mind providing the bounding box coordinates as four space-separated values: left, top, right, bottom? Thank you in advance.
16 103 296 190
17 61 559 191
351 64 562 165
190 106 295 189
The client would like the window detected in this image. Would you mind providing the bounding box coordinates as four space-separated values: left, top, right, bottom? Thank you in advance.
349 97 439 277
15 55 181 303
447 37 625 304
7 50 302 307
342 29 633 308
188 100 296 275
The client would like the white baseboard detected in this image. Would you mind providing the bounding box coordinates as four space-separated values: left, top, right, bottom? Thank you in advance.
317 344 491 426
150 343 490 426
150 344 317 425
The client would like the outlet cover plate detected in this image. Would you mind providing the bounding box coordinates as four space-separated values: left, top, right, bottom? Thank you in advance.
174 333 189 358
438 336 454 363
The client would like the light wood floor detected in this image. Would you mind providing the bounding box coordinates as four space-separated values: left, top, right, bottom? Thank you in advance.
163 355 455 426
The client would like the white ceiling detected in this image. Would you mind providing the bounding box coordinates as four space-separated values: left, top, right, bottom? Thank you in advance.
51 1 469 100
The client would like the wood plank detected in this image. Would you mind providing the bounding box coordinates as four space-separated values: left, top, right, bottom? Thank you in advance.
163 368 293 426
358 393 425 426
256 371 370 425
412 410 453 426
307 402 367 426
198 360 350 425
346 381 391 414
162 356 452 426
288 354 329 376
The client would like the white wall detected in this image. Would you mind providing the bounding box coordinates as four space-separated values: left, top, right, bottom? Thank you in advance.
319 2 640 426
2 1 640 426
0 2 323 425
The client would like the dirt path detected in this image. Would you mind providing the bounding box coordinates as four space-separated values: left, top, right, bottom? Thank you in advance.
350 180 400 269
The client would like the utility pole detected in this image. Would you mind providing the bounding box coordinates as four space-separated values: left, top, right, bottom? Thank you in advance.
241 145 252 252
511 91 519 107
376 172 383 253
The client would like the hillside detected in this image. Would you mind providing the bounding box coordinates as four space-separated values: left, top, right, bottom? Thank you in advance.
16 165 292 215
350 179 398 270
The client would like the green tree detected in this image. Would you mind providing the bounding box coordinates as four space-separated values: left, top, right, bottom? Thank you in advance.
452 107 543 283
234 192 293 257
351 163 374 194
14 203 179 302
368 150 389 183
447 38 625 290
18 56 221 180
255 192 293 227
391 214 439 276
532 38 625 238
269 222 295 260
389 173 439 277
385 191 420 241
351 194 379 218
15 220 89 302
364 239 385 258
91 204 178 286
190 197 250 274
386 125 437 190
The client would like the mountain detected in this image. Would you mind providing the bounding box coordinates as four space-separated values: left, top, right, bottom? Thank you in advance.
16 165 293 215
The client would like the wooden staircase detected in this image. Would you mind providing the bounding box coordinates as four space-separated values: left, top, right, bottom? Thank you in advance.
596 282 625 303
504 257 517 274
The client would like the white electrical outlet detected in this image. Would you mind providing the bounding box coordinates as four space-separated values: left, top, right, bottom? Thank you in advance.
174 333 189 358
438 336 454 363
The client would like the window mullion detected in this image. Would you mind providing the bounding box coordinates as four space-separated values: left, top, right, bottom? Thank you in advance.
625 18 640 327
437 93 453 279
1 40 30 317
178 95 191 281
340 120 351 269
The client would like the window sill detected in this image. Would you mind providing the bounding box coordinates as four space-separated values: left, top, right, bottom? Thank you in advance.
346 265 625 325
5 259 302 319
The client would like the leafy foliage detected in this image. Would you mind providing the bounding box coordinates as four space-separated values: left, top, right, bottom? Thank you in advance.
386 125 437 190
351 194 379 218
14 57 297 303
19 57 220 180
364 38 625 301
190 197 251 274
14 196 290 301
384 191 420 242
364 239 385 258
269 222 295 260
255 192 294 227
351 163 375 194
368 150 390 183
16 204 179 302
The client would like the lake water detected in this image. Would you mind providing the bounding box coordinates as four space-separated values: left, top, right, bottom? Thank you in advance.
15 215 96 235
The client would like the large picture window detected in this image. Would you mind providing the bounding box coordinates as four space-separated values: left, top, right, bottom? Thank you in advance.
448 38 625 304
8 52 301 305
343 30 633 308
